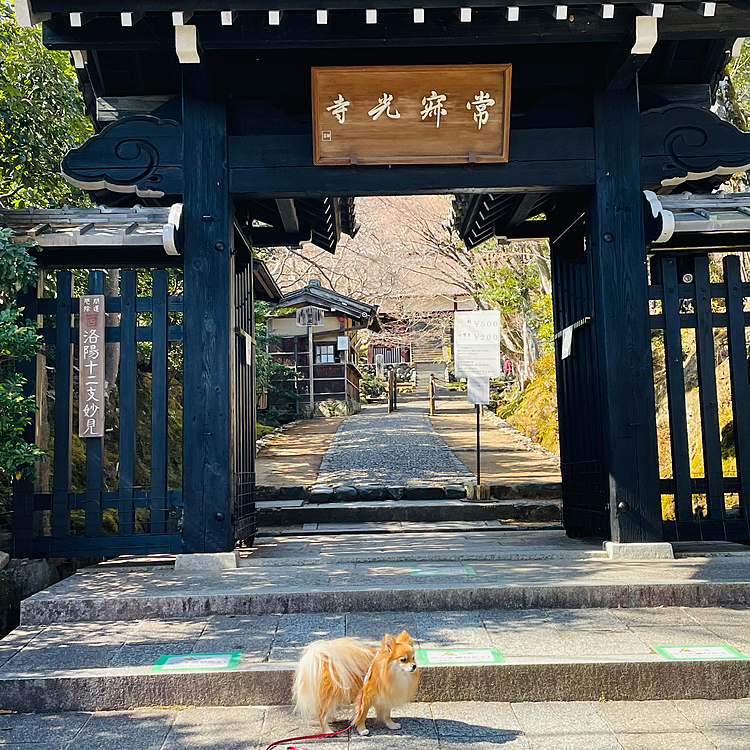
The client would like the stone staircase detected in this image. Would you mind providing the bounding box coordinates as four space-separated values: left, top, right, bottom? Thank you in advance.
2 533 750 712
256 480 563 534
413 361 448 387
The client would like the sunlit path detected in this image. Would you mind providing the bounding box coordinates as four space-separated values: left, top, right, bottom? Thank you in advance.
316 401 474 486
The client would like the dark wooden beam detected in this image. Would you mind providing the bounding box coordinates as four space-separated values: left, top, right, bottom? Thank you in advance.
249 227 312 247
30 0 741 11
275 198 300 233
606 16 658 90
42 6 750 53
181 87 234 554
507 193 542 229
588 80 662 543
229 128 595 197
498 219 551 240
31 247 182 268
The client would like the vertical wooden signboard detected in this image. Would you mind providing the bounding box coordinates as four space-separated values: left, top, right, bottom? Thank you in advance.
78 294 105 438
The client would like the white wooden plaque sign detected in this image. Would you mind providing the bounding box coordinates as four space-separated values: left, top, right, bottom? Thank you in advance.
454 310 502 378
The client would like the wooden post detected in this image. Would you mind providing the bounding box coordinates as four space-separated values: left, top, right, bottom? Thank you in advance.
476 404 481 486
588 80 661 542
429 373 436 415
181 85 235 554
308 324 315 415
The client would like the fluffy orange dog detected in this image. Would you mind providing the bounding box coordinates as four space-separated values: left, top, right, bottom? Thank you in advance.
293 630 419 736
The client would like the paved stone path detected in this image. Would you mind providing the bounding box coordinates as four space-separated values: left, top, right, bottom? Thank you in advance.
316 402 474 486
0 699 748 749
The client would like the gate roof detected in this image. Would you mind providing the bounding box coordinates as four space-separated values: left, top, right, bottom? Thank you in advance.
17 1 750 253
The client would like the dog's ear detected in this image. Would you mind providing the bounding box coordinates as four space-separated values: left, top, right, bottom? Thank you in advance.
395 630 413 645
382 633 396 652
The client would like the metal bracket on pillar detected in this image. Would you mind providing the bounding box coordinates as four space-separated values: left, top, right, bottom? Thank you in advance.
606 15 658 90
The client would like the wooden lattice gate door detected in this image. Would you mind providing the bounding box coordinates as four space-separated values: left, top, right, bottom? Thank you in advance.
649 253 750 543
232 259 257 547
13 269 183 558
551 220 609 538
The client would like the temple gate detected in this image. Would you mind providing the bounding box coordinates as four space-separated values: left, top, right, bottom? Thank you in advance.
7 0 750 554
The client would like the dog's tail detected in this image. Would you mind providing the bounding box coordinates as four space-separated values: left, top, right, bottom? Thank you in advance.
293 638 372 719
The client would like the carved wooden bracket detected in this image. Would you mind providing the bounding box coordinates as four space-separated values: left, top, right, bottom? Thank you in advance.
641 104 750 189
61 116 182 199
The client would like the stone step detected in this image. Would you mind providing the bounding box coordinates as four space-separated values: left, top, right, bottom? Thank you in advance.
257 498 562 527
19 563 750 626
3 656 750 712
3 607 750 711
257 482 562 504
258 520 563 537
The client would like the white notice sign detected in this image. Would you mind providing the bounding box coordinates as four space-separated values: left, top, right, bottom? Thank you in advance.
467 377 490 405
454 311 502 378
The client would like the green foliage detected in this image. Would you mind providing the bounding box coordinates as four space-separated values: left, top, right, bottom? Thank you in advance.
0 224 43 481
500 349 559 454
722 39 750 130
255 301 296 401
360 370 385 400
0 4 92 207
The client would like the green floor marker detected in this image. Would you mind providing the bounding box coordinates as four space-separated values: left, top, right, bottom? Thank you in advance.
653 645 748 661
410 566 476 576
415 648 504 666
151 652 241 672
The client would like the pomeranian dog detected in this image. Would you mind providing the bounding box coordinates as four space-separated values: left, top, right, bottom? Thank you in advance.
293 630 419 736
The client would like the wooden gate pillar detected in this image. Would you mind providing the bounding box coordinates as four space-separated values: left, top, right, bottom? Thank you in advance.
181 87 236 553
587 81 662 542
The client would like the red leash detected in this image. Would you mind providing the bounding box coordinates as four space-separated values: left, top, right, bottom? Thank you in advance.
265 660 375 750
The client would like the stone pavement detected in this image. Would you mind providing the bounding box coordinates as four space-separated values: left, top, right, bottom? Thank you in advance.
316 403 474 486
4 606 750 673
1 699 749 749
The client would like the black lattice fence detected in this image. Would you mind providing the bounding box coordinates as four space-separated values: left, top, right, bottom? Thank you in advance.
13 269 184 557
650 254 750 542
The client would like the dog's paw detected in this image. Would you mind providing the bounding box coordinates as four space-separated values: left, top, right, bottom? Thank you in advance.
356 727 369 736
386 721 401 730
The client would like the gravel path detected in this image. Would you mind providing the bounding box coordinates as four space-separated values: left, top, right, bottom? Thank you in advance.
316 401 474 486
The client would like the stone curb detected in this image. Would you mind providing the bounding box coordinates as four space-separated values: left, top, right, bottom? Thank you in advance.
2 659 750 712
256 482 563 503
257 500 561 527
21 581 750 626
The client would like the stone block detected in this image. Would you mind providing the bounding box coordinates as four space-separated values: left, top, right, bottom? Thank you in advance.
0 551 8 572
309 486 335 503
356 485 388 501
444 485 466 499
604 542 674 560
387 486 405 500
489 484 518 500
514 482 563 499
334 486 358 502
255 485 280 502
174 552 240 572
279 485 309 501
404 485 444 500
6 559 60 601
